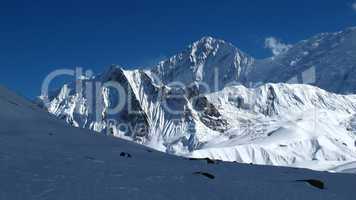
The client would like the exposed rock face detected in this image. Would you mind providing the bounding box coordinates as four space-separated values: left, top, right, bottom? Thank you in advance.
103 67 150 142
263 86 278 116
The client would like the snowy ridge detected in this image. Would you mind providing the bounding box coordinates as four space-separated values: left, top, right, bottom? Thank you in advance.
248 27 356 94
150 27 356 94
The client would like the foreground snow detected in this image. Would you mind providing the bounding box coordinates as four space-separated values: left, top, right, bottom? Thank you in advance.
2 87 356 199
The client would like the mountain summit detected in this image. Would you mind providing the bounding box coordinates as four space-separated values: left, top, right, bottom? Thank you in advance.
151 36 254 90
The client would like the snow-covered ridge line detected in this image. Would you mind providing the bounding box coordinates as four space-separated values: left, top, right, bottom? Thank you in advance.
150 27 356 94
206 83 356 115
247 27 356 94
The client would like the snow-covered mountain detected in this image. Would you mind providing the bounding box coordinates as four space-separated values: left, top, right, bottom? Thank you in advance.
40 67 227 152
40 27 356 171
4 85 356 199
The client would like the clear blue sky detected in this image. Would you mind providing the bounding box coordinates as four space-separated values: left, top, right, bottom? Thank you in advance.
1 0 356 98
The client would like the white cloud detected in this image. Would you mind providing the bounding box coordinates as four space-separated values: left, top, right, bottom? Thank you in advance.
264 37 292 56
352 2 356 12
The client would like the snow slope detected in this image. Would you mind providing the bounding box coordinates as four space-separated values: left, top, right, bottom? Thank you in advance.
2 85 356 200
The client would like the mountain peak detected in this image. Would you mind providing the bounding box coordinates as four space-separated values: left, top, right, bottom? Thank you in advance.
196 35 221 42
151 36 254 88
194 36 223 45
191 36 236 52
197 36 215 42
